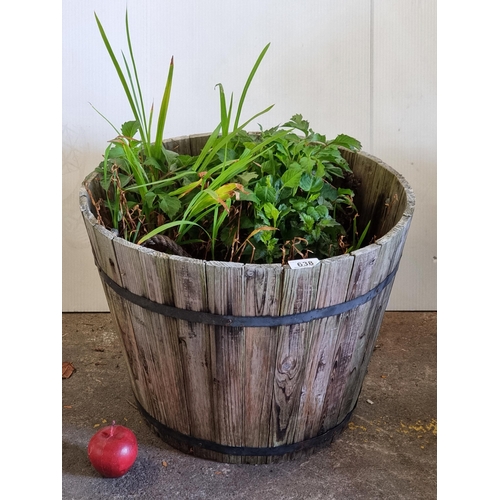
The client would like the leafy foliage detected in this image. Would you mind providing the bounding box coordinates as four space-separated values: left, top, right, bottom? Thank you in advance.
206 115 365 263
89 12 369 264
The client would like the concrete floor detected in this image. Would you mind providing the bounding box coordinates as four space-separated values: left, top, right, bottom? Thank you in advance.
62 311 436 500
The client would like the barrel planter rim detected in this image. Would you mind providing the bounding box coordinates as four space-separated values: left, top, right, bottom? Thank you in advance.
79 136 415 464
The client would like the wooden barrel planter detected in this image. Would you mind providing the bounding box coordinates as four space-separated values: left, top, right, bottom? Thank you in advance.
79 134 415 464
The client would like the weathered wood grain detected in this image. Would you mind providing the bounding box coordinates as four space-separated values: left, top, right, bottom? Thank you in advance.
113 239 191 435
338 213 413 418
319 244 380 431
163 135 192 155
189 134 211 156
205 261 246 464
269 264 321 459
111 239 162 419
167 255 221 461
293 254 354 442
343 149 408 243
242 263 283 464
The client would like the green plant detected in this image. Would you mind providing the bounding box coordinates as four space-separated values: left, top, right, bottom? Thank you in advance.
88 11 369 264
204 115 366 263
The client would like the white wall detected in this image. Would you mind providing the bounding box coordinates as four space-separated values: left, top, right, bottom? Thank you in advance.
62 0 436 311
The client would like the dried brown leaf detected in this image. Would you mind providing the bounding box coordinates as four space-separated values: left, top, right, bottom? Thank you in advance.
62 361 76 379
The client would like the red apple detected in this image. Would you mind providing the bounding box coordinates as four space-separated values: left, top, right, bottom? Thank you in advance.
87 421 138 478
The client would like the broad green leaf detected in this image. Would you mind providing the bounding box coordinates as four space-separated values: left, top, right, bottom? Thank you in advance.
158 193 182 219
144 190 156 209
299 156 315 172
238 191 260 203
319 147 343 162
330 134 362 151
338 187 354 197
306 206 320 221
282 114 309 135
299 173 314 192
326 164 344 178
315 159 325 178
261 159 277 175
144 156 165 173
320 183 338 201
256 209 271 226
308 132 326 143
319 219 341 228
255 184 277 204
121 120 140 138
291 197 307 211
309 176 324 193
162 148 179 167
315 205 329 218
299 213 315 231
237 171 259 185
281 166 303 189
263 202 279 224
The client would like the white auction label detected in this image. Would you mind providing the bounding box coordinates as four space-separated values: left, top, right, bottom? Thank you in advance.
287 258 320 269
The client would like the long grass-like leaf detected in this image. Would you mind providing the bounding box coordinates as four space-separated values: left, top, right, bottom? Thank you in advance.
125 10 148 140
89 103 121 136
147 103 154 146
193 105 275 177
208 130 288 190
121 142 148 200
353 220 371 251
233 43 271 131
191 124 222 172
152 57 174 160
137 220 205 245
216 84 231 137
121 52 149 153
125 169 197 192
94 13 144 141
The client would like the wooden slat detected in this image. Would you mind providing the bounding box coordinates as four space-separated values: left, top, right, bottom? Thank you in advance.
242 263 283 464
269 264 321 458
205 261 245 464
318 244 380 432
167 254 220 460
293 254 354 442
163 135 192 155
189 133 211 155
337 213 413 418
113 238 191 435
350 152 408 241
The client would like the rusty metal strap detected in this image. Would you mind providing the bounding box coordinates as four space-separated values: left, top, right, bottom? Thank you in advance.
97 260 399 328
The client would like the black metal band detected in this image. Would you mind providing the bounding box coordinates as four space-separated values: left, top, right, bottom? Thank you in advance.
98 261 398 328
135 397 356 457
